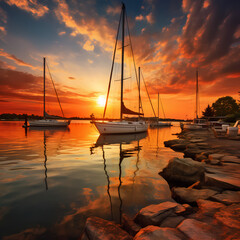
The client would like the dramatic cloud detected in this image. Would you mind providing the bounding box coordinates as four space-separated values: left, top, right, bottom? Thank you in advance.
54 0 116 51
131 0 240 104
5 0 49 18
0 49 34 68
0 67 100 116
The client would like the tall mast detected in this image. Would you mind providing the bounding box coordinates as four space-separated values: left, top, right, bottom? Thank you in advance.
43 57 46 119
158 92 159 119
120 3 125 121
138 67 141 115
196 69 198 119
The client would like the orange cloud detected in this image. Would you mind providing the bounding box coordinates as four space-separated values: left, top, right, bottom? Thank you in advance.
54 0 116 52
0 49 35 68
5 0 49 18
136 14 144 21
0 6 7 24
106 5 121 15
146 12 154 24
83 40 94 51
58 31 66 36
0 26 6 35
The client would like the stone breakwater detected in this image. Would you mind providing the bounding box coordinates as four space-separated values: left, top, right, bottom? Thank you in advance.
81 129 240 240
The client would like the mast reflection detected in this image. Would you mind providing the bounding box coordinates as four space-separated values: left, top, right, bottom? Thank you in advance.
28 127 69 191
91 132 147 223
43 131 48 191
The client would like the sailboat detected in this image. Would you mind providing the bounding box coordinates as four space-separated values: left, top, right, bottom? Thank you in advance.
150 93 171 127
28 58 70 127
182 69 208 130
92 3 148 134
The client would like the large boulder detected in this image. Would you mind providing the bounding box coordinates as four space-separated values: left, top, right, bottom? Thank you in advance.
177 219 220 240
159 157 205 185
134 201 178 227
134 226 185 240
82 217 132 240
210 190 240 205
172 187 218 203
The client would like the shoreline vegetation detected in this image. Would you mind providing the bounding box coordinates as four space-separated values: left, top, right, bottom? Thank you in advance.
0 113 185 122
81 128 240 240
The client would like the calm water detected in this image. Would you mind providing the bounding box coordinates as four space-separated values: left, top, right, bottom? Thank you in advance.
0 121 183 239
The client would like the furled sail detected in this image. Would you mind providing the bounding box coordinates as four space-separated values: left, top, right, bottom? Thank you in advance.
121 102 143 116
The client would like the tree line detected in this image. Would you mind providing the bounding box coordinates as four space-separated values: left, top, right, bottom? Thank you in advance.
202 96 240 122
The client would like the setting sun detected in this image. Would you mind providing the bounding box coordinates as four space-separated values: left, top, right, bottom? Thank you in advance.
97 95 106 107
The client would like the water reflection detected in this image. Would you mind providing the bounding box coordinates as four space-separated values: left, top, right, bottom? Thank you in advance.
27 127 70 191
43 131 48 191
0 121 183 239
91 132 147 223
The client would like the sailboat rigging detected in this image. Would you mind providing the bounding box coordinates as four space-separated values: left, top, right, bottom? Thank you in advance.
150 93 172 127
92 3 148 134
181 69 208 130
28 57 70 127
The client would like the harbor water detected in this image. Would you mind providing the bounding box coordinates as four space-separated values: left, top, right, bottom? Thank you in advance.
0 120 183 239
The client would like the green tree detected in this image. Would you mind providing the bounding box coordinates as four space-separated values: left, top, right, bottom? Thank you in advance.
212 96 239 116
202 104 214 117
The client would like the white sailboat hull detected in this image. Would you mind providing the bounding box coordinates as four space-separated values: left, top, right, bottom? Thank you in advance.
29 119 70 127
93 121 148 134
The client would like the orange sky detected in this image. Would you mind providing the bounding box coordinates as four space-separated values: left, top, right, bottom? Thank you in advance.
0 0 239 119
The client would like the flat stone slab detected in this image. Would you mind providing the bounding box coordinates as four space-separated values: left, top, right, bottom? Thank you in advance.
196 199 225 217
172 187 218 203
221 155 240 164
214 204 240 229
83 217 132 240
190 139 206 143
208 154 225 160
205 172 240 190
134 226 185 240
134 201 178 227
160 216 185 228
210 190 240 205
177 219 220 240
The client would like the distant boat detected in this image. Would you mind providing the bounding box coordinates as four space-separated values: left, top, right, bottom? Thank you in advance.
150 93 171 127
182 69 208 130
92 3 148 134
28 58 70 127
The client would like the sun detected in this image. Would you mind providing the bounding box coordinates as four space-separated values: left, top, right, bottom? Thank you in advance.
97 95 106 107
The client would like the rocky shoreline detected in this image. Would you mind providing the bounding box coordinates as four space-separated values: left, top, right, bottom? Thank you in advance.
81 129 240 240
